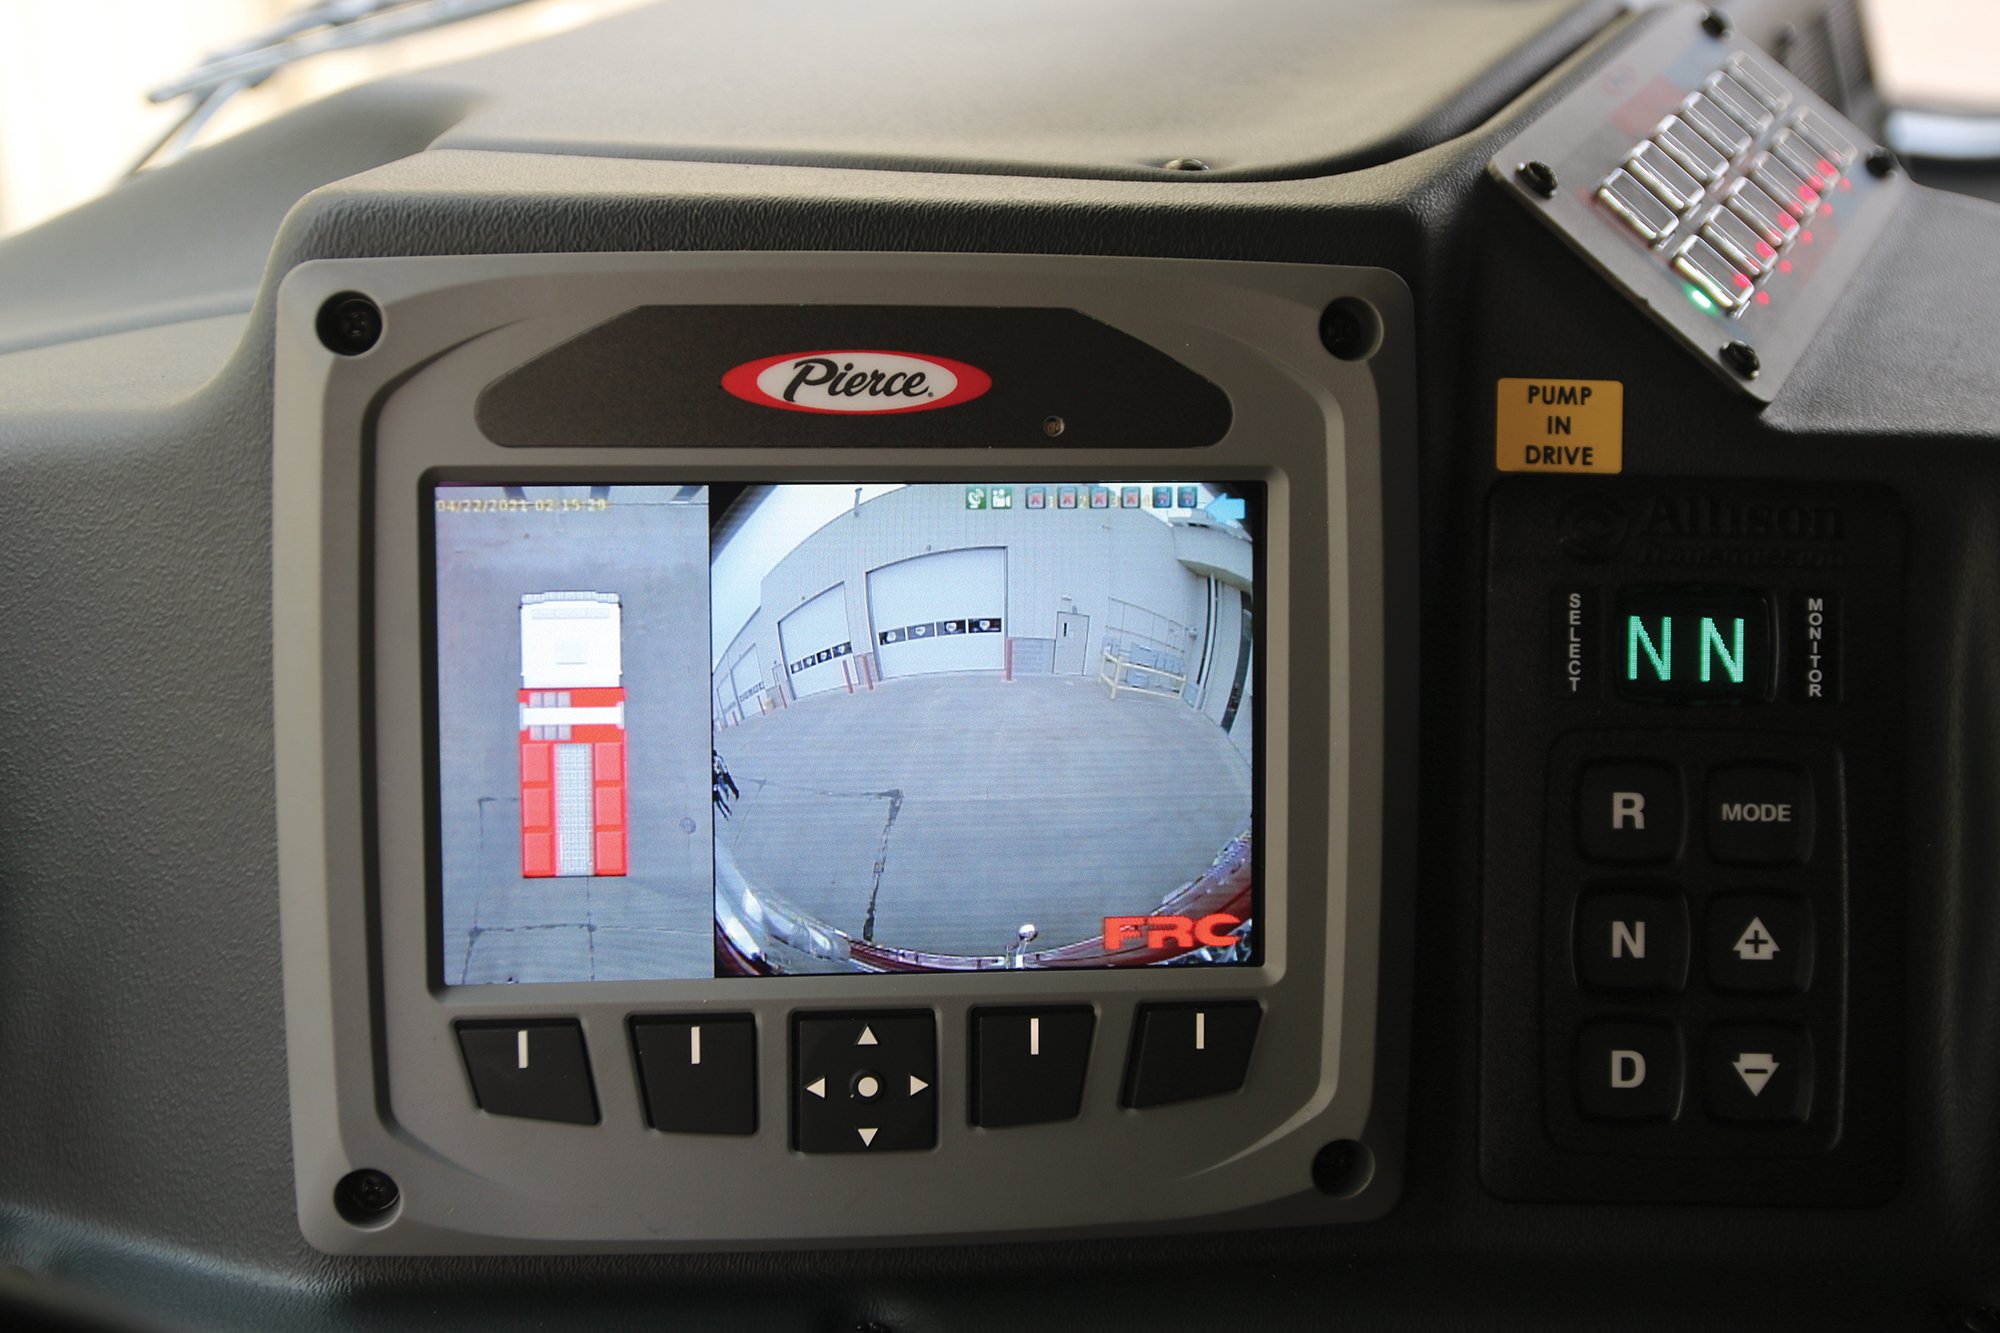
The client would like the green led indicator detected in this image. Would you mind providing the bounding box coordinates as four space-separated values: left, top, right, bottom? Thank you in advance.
1687 285 1716 313
1699 616 1746 683
1627 616 1672 683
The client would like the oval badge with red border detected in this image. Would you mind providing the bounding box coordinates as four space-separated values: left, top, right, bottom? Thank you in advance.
721 349 992 416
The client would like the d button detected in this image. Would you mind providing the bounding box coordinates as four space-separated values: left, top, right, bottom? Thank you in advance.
1577 761 1685 863
1575 1021 1682 1122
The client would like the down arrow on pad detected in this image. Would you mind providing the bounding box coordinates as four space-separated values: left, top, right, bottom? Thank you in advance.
1732 1053 1779 1097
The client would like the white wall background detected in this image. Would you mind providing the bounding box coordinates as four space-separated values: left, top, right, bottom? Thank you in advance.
0 0 647 237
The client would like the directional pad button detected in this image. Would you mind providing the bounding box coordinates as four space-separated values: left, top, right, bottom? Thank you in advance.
792 1012 936 1153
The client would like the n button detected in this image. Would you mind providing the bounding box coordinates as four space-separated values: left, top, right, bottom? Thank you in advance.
1577 761 1684 863
1573 889 1688 993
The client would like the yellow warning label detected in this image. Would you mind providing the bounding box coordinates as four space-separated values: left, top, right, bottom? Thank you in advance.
1495 378 1624 474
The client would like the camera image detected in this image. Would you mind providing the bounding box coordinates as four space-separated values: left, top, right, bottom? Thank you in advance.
434 484 713 984
710 482 1257 974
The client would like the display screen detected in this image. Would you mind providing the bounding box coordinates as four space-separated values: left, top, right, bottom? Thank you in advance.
1615 586 1772 703
432 481 1259 982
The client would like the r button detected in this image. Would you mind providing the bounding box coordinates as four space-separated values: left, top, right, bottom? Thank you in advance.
1577 761 1685 863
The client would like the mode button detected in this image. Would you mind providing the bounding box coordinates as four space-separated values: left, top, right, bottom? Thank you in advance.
1705 765 1814 865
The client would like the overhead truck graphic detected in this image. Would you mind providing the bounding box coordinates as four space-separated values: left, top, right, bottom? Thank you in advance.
518 592 627 878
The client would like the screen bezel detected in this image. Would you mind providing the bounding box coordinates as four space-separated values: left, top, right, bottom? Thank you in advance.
420 473 1268 989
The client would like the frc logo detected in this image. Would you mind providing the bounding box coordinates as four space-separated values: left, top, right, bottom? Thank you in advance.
720 350 992 415
1103 914 1243 952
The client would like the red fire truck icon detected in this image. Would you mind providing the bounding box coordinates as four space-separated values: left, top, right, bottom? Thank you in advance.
518 591 628 878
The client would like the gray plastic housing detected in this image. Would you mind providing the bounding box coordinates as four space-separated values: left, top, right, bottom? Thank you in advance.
273 252 1413 1253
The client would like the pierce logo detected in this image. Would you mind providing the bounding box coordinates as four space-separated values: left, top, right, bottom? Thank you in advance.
721 350 992 415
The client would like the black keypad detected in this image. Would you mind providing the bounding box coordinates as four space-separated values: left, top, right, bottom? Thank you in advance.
1573 888 1688 992
1576 761 1684 862
632 1014 757 1135
972 1007 1095 1128
456 1019 599 1125
1575 1022 1682 1122
793 1011 936 1153
1705 893 1811 994
1542 735 1843 1162
1121 1002 1261 1108
1705 764 1814 864
1704 1023 1812 1124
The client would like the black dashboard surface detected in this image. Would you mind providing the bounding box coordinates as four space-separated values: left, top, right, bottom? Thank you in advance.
4 0 2000 1327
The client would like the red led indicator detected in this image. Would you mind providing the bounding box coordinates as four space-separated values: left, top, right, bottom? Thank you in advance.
1838 177 1853 192
1732 272 1753 290
1756 241 1777 260
1754 291 1771 306
1779 260 1793 273
1800 230 1814 245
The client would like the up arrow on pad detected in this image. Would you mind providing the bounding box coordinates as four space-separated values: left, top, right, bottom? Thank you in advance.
856 1026 878 1046
1733 1053 1779 1097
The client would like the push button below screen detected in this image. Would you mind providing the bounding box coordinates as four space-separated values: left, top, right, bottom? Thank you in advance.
456 1019 600 1125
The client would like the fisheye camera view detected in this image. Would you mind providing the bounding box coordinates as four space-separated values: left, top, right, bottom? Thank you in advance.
710 482 1257 973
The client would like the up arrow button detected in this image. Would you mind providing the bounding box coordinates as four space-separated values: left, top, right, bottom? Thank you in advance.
1733 917 1779 961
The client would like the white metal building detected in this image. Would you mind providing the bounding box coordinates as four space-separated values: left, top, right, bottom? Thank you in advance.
712 487 1253 756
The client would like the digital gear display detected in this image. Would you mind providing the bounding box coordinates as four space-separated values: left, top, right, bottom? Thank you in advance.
432 481 1260 982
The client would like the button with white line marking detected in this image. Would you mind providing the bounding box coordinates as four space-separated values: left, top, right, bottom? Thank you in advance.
971 1007 1095 1128
631 1014 757 1135
792 1011 936 1152
456 1018 599 1125
1705 1023 1812 1124
1120 1002 1262 1109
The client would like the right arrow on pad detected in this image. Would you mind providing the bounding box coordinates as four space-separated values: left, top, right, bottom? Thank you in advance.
1733 1052 1779 1097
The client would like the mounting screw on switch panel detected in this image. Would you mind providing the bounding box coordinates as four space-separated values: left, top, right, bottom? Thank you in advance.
1720 341 1761 380
1516 160 1559 198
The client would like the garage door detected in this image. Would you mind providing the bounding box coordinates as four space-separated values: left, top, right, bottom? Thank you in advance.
778 584 856 698
724 649 761 710
868 547 1005 678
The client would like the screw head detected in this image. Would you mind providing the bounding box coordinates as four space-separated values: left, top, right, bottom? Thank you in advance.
1700 9 1730 38
1161 157 1210 172
316 293 383 356
1311 1139 1375 1197
334 1168 400 1224
1866 146 1898 178
1517 160 1559 199
1721 340 1762 380
1041 415 1066 438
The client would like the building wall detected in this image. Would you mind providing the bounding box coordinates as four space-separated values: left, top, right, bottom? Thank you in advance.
715 485 1248 720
